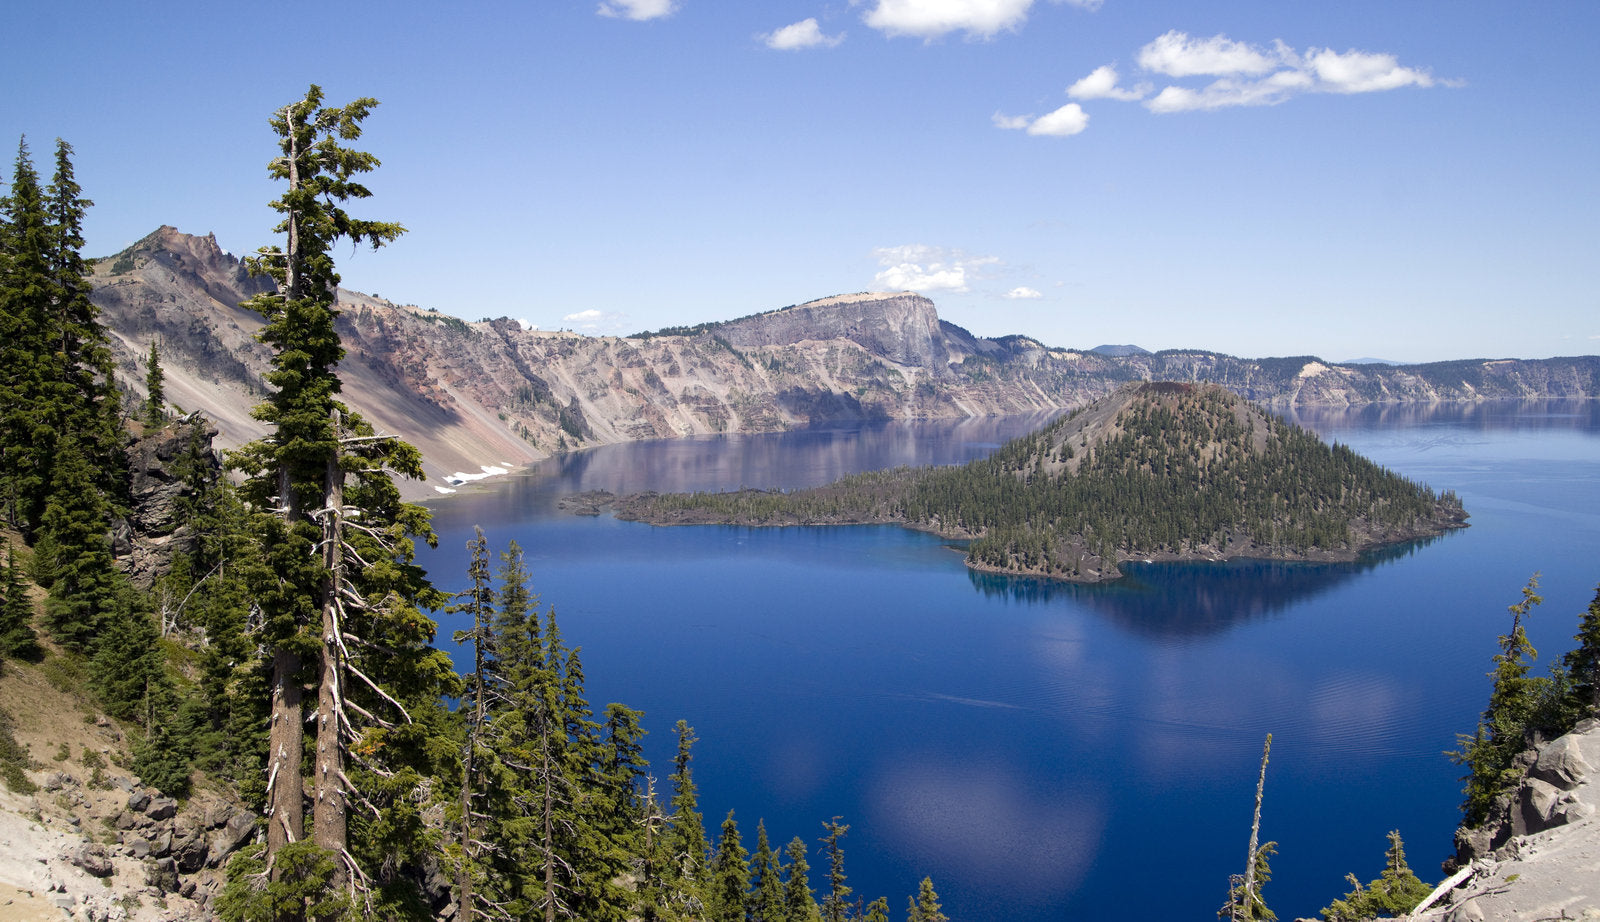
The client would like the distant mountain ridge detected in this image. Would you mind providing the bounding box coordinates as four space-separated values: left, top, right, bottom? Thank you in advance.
90 227 1600 498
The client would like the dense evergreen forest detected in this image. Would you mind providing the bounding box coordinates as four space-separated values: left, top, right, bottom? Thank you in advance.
614 382 1467 581
0 89 950 922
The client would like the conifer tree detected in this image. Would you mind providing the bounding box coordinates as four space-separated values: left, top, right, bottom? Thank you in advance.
37 433 117 651
861 896 890 922
228 85 449 913
907 877 947 922
708 811 751 922
749 819 786 922
783 836 819 922
1562 584 1600 716
1452 575 1545 825
0 138 57 535
1220 844 1277 922
1320 830 1430 922
0 546 41 662
666 719 710 916
144 339 166 428
448 528 494 921
819 817 850 922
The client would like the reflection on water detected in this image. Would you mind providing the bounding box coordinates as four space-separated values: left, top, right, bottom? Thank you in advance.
967 534 1453 638
1286 397 1600 434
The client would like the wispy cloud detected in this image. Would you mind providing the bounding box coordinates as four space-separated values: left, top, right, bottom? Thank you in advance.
1005 287 1043 300
597 0 677 21
763 18 845 50
1137 30 1288 78
861 0 1100 42
872 245 999 293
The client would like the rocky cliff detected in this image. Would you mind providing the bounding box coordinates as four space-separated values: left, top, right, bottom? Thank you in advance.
1404 721 1600 921
91 228 1600 499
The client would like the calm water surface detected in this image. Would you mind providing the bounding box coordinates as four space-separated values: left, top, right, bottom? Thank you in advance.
418 403 1600 921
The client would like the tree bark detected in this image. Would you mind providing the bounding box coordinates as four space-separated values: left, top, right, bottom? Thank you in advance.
313 408 347 886
266 647 304 854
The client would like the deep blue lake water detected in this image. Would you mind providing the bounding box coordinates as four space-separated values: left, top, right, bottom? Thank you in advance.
417 401 1600 921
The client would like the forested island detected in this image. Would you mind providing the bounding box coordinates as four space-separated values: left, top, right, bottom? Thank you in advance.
600 382 1468 582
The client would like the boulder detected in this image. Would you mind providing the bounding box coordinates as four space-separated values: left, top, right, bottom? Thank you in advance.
209 809 257 864
173 832 209 873
69 844 115 878
1529 734 1591 789
126 790 151 813
1512 777 1585 836
146 796 178 820
144 856 179 893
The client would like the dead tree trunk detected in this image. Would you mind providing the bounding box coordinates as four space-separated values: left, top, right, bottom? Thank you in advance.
1239 732 1272 921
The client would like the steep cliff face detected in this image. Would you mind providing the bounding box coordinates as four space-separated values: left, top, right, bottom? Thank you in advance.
717 292 954 371
90 228 1600 498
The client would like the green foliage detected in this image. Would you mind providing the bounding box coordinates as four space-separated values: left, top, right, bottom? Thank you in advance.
0 706 36 794
218 843 352 922
1320 830 1431 922
907 877 948 922
144 339 165 428
129 719 193 799
707 811 751 922
1561 584 1600 717
0 544 42 661
748 820 785 922
782 836 819 922
1220 842 1277 921
1452 576 1549 825
819 817 850 922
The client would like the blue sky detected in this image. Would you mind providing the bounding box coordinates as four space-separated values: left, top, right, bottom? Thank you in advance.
5 1 1596 362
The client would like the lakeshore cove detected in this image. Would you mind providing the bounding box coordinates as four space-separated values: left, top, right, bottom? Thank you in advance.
418 400 1600 922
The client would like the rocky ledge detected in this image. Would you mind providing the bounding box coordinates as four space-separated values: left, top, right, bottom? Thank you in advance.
1404 721 1600 921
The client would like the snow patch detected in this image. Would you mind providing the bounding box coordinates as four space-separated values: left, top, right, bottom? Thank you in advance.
434 485 457 495
444 464 511 486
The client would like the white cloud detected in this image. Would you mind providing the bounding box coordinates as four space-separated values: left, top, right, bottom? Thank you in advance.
1005 287 1043 300
1028 31 1447 116
993 103 1089 136
872 245 999 293
1028 102 1089 136
597 0 677 21
1137 30 1287 77
1067 64 1148 101
764 18 845 50
861 0 1032 40
1306 47 1434 93
562 308 629 333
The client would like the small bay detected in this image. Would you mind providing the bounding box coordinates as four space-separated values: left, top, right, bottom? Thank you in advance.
419 401 1600 921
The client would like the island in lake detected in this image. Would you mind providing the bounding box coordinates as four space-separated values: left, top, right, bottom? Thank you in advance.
572 382 1468 582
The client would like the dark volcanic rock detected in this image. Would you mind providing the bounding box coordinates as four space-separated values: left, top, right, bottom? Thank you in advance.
116 417 221 587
